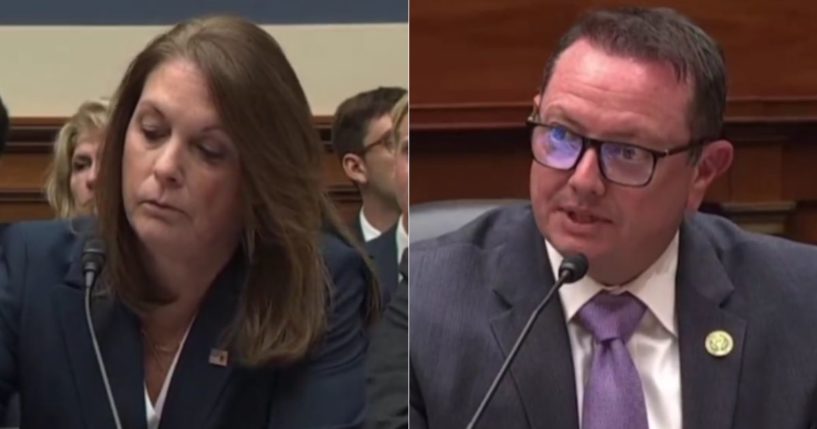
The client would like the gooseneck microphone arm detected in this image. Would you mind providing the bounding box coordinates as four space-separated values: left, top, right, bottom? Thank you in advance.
465 253 589 429
82 238 124 429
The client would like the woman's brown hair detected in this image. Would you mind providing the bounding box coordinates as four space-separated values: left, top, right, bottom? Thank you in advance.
96 16 378 366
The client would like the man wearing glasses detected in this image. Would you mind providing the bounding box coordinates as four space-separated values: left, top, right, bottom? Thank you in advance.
332 87 407 242
410 7 817 429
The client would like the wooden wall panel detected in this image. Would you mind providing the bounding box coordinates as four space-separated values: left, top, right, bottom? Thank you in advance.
0 117 362 225
411 0 817 110
783 141 817 201
0 153 50 189
789 204 817 244
729 145 782 202
411 129 531 202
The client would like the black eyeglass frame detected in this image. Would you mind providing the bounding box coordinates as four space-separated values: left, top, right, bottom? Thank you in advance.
525 110 712 187
358 129 396 156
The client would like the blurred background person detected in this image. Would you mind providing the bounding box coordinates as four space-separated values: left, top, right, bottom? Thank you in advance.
393 96 408 247
0 96 10 427
331 86 406 242
0 96 7 155
366 94 408 307
45 99 108 218
0 15 374 429
366 93 409 429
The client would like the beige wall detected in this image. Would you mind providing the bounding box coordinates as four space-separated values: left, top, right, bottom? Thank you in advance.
0 23 408 117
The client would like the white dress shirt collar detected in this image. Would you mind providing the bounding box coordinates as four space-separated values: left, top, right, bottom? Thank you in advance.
396 215 409 265
359 209 383 242
548 233 679 337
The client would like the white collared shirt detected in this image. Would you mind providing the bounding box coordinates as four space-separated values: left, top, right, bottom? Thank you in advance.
549 234 682 429
396 215 408 268
359 209 383 242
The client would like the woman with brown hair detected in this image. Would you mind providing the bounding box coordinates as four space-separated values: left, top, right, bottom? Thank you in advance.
0 16 376 429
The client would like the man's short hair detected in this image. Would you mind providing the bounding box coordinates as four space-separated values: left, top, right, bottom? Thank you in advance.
541 7 726 145
331 87 407 158
0 96 8 154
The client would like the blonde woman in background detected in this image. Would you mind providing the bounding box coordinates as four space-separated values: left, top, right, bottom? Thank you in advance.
366 93 409 429
365 94 408 308
45 100 108 217
391 94 409 236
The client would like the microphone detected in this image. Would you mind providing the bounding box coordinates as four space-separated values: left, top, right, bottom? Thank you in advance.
466 253 589 429
81 237 123 429
82 238 106 290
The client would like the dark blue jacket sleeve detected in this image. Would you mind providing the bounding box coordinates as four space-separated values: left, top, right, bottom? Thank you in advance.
0 226 24 415
266 235 370 428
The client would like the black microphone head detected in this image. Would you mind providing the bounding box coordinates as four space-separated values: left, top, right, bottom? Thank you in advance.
82 238 106 275
558 253 589 284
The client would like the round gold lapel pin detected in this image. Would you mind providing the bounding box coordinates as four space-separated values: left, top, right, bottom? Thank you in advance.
705 330 733 357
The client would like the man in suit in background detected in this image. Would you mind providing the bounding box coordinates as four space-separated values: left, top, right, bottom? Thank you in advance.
367 93 409 429
366 94 408 307
366 261 408 429
411 7 817 429
332 87 407 242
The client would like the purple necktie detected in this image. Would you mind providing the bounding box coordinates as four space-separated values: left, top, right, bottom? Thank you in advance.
576 291 649 429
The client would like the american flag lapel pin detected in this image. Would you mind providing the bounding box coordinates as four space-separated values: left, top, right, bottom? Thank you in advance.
209 349 229 367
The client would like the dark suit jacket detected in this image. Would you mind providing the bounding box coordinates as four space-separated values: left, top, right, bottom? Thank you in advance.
410 204 817 429
352 215 366 244
366 224 399 307
0 219 370 429
366 255 408 429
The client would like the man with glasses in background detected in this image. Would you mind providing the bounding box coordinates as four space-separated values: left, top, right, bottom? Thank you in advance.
332 87 407 242
410 7 817 429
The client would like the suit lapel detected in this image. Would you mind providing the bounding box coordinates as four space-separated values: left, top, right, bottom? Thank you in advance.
383 225 399 287
158 254 245 429
488 211 579 429
378 223 399 308
372 225 399 305
399 249 408 282
676 218 746 429
54 240 146 429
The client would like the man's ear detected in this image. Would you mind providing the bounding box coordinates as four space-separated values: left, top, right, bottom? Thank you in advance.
533 94 542 109
686 139 733 211
342 153 368 186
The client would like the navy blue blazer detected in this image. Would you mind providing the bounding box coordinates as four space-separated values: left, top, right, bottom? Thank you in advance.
410 204 817 429
0 219 370 428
